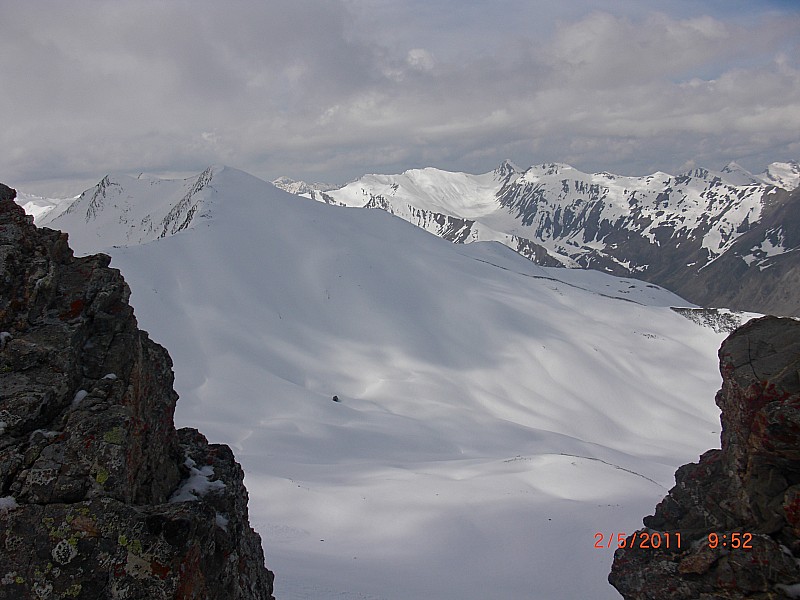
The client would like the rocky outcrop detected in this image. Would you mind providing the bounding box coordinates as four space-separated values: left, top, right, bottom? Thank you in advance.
0 187 274 598
609 316 800 599
0 184 15 204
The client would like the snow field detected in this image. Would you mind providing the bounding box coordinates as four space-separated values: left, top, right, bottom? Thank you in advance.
35 167 731 598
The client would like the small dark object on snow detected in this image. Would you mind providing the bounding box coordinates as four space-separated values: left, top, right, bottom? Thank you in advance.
332 395 340 402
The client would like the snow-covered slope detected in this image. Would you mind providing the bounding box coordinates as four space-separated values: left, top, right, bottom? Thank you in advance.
301 160 796 267
31 167 743 599
271 176 338 196
284 159 800 315
37 167 218 254
15 191 73 222
760 160 800 191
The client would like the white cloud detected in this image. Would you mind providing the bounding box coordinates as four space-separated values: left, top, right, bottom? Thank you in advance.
546 12 736 86
1 1 799 194
406 49 435 72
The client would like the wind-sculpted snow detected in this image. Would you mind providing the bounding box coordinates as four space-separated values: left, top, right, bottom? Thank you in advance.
23 166 744 598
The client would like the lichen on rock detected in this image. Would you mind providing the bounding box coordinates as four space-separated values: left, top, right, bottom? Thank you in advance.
0 185 274 598
609 316 800 599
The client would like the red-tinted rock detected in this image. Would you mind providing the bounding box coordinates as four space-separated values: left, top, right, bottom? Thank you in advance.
610 316 800 599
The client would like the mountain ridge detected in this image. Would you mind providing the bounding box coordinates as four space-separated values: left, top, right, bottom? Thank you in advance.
275 159 800 315
13 165 742 598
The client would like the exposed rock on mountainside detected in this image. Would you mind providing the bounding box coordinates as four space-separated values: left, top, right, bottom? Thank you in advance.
285 160 800 316
609 316 800 599
679 185 800 317
0 187 274 598
36 167 221 255
669 307 755 334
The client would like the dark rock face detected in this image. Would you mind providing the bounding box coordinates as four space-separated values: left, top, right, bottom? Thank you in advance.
0 184 15 203
609 316 800 599
498 179 800 317
678 186 800 317
0 188 274 598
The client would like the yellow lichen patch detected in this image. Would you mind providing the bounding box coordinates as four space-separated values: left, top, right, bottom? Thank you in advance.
64 582 82 597
47 522 71 541
129 538 143 555
95 468 109 485
118 534 143 556
103 426 125 445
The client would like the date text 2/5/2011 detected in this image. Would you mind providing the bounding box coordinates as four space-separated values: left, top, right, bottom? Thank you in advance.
594 531 682 549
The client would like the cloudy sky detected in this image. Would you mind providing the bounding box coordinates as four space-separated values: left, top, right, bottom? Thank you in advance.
3 0 799 196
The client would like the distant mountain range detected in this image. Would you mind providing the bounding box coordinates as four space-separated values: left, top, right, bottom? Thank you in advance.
275 160 800 315
11 165 739 598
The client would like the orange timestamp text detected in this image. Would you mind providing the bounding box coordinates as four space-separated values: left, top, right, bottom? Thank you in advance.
707 532 753 549
594 531 683 550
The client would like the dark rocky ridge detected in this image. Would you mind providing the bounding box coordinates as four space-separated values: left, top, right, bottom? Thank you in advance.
609 316 800 599
0 186 274 598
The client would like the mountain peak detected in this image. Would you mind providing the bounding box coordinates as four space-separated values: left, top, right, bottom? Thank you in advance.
678 166 710 180
38 166 230 254
494 158 520 174
493 159 521 184
518 162 575 181
761 160 800 191
721 160 745 173
719 161 760 186
272 176 338 195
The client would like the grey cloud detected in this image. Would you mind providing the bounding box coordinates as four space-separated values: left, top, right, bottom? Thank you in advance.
1 1 799 195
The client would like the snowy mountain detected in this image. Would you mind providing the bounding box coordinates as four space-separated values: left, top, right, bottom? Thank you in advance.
37 167 218 254
285 159 800 315
275 160 563 266
20 166 748 598
760 159 800 191
271 176 338 197
15 190 72 222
